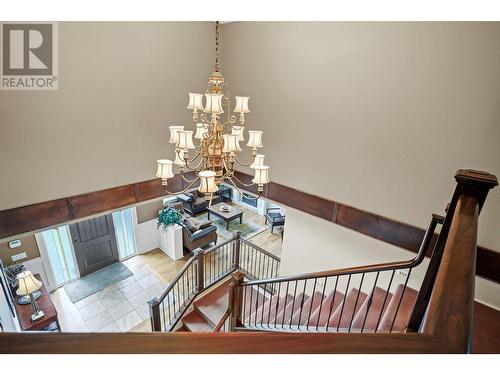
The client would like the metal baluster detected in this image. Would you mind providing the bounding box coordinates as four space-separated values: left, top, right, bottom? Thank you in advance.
285 281 298 329
348 273 365 332
295 279 308 330
167 292 172 326
172 283 177 317
161 301 166 331
242 286 246 324
361 271 380 333
389 268 413 332
315 277 328 331
306 278 318 330
336 275 351 332
249 284 254 327
269 282 279 328
325 276 339 332
375 270 396 332
281 281 290 328
182 274 185 305
260 283 267 327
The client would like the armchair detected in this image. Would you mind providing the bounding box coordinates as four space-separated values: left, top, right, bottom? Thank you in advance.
165 202 218 253
265 207 285 234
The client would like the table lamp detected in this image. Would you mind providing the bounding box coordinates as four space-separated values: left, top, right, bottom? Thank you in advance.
16 271 44 322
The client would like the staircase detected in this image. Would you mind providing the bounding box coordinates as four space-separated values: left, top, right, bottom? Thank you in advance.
176 275 418 333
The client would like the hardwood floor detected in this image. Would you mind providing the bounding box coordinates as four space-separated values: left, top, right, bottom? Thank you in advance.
51 203 283 333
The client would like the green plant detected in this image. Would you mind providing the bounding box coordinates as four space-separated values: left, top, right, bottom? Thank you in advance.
157 207 181 229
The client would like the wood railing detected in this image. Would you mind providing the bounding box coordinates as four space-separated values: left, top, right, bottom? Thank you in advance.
231 214 442 333
0 169 496 353
148 233 281 332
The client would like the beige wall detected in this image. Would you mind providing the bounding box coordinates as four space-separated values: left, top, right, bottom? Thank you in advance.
136 199 164 224
221 22 500 251
0 234 40 266
0 22 214 211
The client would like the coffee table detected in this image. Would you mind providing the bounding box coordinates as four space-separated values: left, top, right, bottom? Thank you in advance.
207 202 243 230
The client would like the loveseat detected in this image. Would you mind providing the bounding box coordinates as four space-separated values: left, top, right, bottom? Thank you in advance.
177 189 222 215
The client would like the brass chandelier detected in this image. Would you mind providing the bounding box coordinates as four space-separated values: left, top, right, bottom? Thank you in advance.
155 21 270 200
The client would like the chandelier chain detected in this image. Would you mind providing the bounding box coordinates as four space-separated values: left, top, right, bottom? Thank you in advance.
215 21 220 72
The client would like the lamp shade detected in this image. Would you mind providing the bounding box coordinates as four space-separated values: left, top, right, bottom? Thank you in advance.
187 92 204 111
247 130 263 148
222 134 242 153
16 271 42 296
156 159 174 179
204 93 224 114
252 165 270 185
231 126 245 141
249 154 265 169
169 126 184 144
177 130 196 150
173 149 186 166
234 96 250 113
198 170 217 194
194 123 208 140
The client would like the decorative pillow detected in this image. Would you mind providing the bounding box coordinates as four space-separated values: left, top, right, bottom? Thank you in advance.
185 192 196 201
183 217 201 233
199 220 212 229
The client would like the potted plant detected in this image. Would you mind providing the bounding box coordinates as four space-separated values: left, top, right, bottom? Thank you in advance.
157 207 181 229
157 207 183 260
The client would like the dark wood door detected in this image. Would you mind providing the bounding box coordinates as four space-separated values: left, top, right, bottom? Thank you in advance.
69 214 119 277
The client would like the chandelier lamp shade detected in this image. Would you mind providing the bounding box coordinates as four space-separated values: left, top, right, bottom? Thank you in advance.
154 21 270 201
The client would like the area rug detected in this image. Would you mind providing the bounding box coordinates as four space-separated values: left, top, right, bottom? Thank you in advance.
64 262 133 303
195 212 266 240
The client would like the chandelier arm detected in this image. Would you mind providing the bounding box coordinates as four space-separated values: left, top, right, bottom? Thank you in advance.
181 171 198 183
180 150 203 171
226 177 262 200
234 154 256 167
230 172 256 187
162 177 200 195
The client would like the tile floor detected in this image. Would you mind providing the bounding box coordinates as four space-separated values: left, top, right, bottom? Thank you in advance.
51 261 168 332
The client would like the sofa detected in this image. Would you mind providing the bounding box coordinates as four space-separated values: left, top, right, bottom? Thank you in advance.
177 189 223 216
167 202 218 253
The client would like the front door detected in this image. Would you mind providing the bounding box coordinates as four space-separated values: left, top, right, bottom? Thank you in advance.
69 214 119 277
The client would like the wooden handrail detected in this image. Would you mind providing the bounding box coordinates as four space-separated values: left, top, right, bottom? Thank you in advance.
242 213 438 286
213 310 231 332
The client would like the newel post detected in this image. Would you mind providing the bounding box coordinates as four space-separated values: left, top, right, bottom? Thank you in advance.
233 231 241 271
147 297 162 332
228 271 245 331
193 248 205 293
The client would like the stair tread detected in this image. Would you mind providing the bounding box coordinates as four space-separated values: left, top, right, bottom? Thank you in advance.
243 287 270 324
308 290 345 328
379 284 418 332
328 288 368 329
182 310 213 332
251 293 292 325
274 293 307 326
351 286 393 331
194 279 232 325
291 291 325 326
